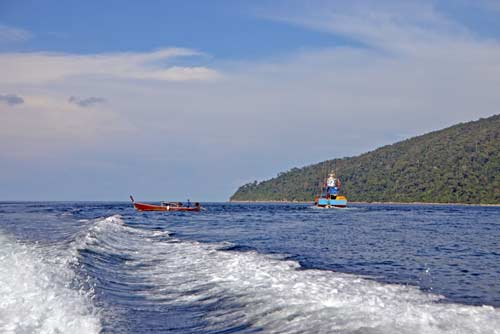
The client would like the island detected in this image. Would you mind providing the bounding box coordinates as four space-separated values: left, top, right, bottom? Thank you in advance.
231 114 500 205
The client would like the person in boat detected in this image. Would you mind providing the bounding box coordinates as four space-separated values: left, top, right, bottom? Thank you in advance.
195 202 200 209
326 171 341 199
327 171 337 187
186 199 191 208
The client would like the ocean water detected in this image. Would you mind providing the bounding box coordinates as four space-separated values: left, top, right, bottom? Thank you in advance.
0 202 499 333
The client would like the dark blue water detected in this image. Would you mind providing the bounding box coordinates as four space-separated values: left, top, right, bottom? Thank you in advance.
0 202 499 333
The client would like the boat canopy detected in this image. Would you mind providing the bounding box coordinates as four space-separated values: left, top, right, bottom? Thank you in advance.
160 202 182 207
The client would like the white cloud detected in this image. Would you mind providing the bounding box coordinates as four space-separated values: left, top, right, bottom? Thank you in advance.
257 0 474 53
0 48 220 84
0 93 135 159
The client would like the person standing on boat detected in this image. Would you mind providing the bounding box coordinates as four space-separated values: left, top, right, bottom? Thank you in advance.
327 171 340 199
327 171 337 187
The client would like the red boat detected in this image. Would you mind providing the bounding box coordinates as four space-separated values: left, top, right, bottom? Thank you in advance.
130 196 201 212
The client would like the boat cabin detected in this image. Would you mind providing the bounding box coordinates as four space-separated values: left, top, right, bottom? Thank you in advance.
160 202 182 207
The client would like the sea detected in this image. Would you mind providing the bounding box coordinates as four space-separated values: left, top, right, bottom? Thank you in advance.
0 202 499 334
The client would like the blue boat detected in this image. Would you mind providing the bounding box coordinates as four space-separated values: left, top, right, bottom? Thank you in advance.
314 171 348 208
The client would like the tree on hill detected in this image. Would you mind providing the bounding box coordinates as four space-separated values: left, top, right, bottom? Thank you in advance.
230 114 500 204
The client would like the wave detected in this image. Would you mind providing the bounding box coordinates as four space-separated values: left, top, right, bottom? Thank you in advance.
74 215 500 333
0 233 101 334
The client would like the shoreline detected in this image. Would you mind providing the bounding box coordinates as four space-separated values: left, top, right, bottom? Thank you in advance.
1 200 499 207
229 200 500 207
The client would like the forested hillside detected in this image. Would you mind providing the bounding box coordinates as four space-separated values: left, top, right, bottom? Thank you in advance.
231 115 500 204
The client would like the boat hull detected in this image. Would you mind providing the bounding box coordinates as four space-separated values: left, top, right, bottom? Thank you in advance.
315 196 348 208
133 202 201 212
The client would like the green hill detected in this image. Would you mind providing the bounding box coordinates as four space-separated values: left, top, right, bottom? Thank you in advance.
230 115 500 204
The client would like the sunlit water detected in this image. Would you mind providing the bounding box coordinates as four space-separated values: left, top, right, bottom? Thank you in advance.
0 202 499 333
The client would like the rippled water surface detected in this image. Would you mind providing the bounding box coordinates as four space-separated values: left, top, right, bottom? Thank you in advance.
0 202 499 333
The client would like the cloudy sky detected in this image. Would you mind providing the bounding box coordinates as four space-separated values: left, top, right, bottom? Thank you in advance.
1 0 500 201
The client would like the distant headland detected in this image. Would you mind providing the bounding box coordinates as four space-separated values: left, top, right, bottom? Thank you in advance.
230 114 500 205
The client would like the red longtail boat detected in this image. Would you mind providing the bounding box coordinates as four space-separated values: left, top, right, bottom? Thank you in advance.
130 196 202 212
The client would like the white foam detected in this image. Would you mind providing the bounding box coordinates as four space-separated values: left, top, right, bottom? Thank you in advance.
0 233 101 334
131 239 500 333
68 214 500 333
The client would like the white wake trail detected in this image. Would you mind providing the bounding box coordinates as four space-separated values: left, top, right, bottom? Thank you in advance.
0 233 101 334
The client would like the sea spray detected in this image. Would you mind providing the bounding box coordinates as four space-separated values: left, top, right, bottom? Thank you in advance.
0 233 101 334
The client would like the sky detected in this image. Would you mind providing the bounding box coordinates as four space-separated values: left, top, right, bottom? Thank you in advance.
1 0 500 201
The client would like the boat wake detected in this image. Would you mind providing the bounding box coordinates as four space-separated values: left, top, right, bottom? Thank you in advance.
69 215 500 333
309 205 351 210
0 233 101 334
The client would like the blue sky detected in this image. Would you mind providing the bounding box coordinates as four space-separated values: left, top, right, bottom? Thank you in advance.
0 1 356 57
1 0 500 201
